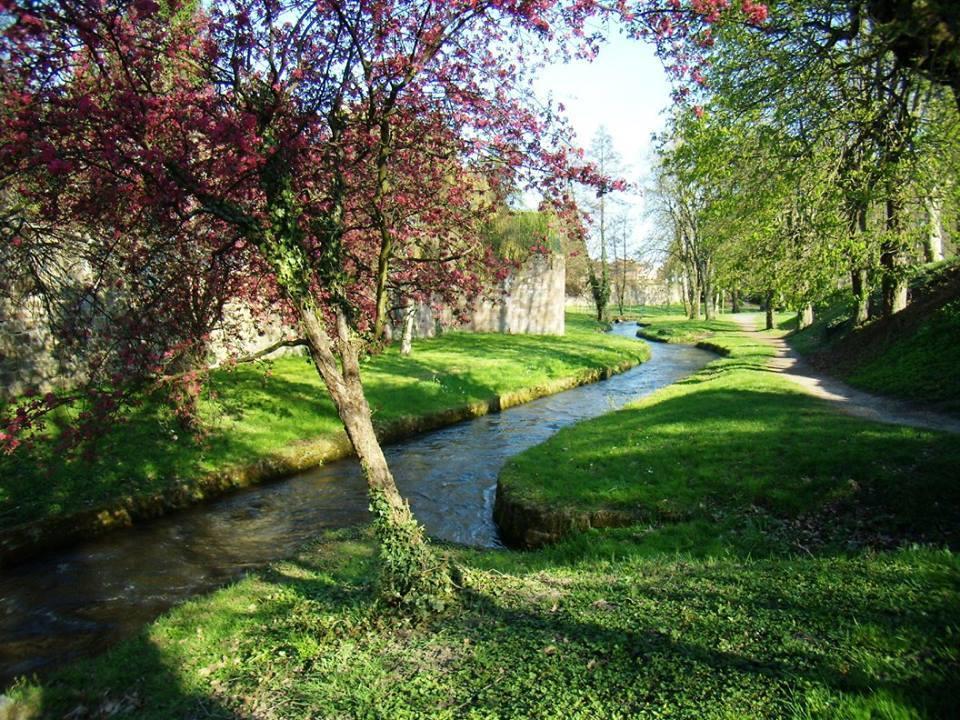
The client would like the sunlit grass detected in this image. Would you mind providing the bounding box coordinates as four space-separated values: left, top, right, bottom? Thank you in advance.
500 314 960 551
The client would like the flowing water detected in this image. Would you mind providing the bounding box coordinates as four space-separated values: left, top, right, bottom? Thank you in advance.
0 324 712 684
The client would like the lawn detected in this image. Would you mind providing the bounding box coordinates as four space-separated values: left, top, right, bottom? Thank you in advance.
0 313 647 529
5 311 958 719
6 535 956 719
631 308 758 345
500 312 960 551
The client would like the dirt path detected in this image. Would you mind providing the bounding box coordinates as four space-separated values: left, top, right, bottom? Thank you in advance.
730 313 960 434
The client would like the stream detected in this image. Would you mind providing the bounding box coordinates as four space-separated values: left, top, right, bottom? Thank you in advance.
0 323 712 685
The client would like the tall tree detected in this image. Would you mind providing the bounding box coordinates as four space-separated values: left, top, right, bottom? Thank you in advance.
584 126 625 322
0 0 619 604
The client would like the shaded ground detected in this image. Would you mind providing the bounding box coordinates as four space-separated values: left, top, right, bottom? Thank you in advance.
788 260 960 415
731 313 960 434
6 528 958 720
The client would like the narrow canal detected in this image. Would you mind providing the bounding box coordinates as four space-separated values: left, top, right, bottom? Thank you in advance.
0 324 713 684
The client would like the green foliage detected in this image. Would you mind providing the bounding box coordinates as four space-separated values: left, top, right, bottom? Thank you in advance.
587 263 610 321
482 209 560 261
369 490 453 614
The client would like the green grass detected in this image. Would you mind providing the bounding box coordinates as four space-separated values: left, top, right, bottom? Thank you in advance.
8 529 957 719
843 299 960 412
785 292 855 358
500 314 960 552
0 313 647 528
633 309 741 345
5 312 958 718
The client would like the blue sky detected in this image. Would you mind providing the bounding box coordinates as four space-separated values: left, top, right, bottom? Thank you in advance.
531 31 673 259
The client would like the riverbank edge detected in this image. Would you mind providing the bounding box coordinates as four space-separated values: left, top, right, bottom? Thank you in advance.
0 356 643 567
493 481 637 548
494 337 726 549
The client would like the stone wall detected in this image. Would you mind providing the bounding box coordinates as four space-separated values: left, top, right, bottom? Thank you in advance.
0 294 68 400
565 280 677 312
1 254 566 399
409 254 565 337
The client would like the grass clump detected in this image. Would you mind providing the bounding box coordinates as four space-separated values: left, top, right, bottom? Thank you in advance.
0 313 645 529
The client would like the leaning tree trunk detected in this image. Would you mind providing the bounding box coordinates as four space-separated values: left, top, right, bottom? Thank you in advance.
297 303 449 606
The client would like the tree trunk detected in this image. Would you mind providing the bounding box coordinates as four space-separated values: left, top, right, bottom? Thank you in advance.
847 200 870 324
703 267 714 321
687 263 701 320
296 303 447 605
731 288 740 314
798 303 814 329
765 290 775 330
400 303 415 356
924 194 945 262
851 267 869 325
679 273 690 316
298 306 402 504
881 196 908 317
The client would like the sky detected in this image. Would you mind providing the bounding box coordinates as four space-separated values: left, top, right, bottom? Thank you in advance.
528 31 674 261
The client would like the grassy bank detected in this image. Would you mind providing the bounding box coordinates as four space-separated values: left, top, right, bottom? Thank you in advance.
499 313 960 553
634 308 734 345
0 313 646 531
787 260 960 414
6 312 958 718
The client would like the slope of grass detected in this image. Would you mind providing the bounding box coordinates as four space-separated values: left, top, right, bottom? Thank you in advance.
788 260 960 414
0 313 647 528
500 315 960 551
844 298 960 412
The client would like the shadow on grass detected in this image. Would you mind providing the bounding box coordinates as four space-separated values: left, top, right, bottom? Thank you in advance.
19 636 247 719
501 383 960 554
443 555 958 718
14 527 958 718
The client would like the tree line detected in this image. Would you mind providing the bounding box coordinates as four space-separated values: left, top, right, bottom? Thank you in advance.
649 0 958 328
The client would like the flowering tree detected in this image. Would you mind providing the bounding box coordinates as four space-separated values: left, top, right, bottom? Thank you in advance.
0 0 757 602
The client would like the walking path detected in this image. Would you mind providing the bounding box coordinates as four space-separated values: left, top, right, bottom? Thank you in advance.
730 313 960 434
